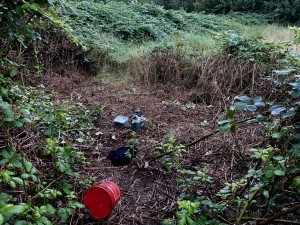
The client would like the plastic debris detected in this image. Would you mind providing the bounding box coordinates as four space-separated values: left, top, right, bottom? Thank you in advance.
113 115 129 128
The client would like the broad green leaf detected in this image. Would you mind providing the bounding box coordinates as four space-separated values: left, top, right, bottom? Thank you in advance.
3 110 14 120
39 216 52 225
254 101 265 107
0 193 11 206
178 218 187 225
219 123 232 133
187 218 195 225
19 109 30 116
253 96 263 103
274 170 285 176
235 96 251 103
2 150 12 159
233 102 247 110
19 118 32 123
246 105 257 111
0 213 3 225
0 204 27 215
271 132 282 139
269 105 286 115
282 108 296 119
12 121 23 127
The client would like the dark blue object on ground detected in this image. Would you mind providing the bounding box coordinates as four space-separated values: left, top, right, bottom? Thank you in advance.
107 146 137 166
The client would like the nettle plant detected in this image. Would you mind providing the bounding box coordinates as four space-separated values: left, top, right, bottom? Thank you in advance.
155 137 186 170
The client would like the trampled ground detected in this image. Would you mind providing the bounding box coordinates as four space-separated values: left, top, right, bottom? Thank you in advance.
47 73 266 225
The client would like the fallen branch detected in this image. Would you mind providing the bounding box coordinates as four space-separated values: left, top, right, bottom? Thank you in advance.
238 217 300 225
259 202 300 225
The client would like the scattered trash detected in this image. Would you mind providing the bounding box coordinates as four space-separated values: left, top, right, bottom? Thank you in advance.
113 115 129 128
107 146 137 166
113 108 147 131
132 107 142 116
181 102 196 111
131 115 147 132
83 181 121 220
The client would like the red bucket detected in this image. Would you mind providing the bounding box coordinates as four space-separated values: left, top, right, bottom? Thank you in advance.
83 181 121 220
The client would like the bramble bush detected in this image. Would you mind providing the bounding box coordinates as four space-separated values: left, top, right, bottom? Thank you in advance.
162 27 300 225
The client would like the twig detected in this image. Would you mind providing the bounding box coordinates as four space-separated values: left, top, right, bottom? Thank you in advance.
259 202 300 225
236 189 259 225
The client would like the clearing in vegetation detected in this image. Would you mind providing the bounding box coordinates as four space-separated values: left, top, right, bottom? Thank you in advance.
0 1 300 225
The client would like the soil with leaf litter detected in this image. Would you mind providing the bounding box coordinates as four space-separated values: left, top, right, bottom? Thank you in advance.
45 74 267 225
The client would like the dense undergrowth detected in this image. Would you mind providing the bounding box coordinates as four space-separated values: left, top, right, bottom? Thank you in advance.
1 0 300 224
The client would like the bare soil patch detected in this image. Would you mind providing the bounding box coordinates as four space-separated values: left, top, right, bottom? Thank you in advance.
50 73 267 225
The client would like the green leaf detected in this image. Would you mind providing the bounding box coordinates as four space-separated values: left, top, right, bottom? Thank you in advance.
233 102 247 110
269 105 286 115
1 204 27 214
19 118 32 123
178 218 187 225
218 119 231 125
0 158 10 165
12 177 24 186
254 101 265 107
227 109 235 119
2 150 12 159
3 110 14 120
253 96 263 103
10 68 17 77
272 132 283 139
230 124 237 133
273 68 297 76
12 121 23 127
291 177 300 190
219 123 232 133
19 109 30 116
21 174 30 179
274 170 285 176
282 108 296 119
246 105 257 111
235 96 251 103
0 213 3 225
0 193 12 206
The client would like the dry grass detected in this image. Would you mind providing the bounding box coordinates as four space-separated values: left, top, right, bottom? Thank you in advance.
129 50 279 105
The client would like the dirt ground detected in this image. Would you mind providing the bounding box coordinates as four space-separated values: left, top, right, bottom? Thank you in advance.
45 73 267 225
